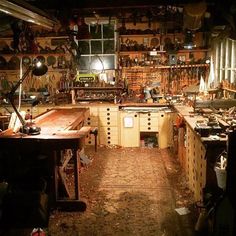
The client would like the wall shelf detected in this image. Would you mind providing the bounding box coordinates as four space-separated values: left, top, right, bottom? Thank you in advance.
121 64 209 69
70 86 123 90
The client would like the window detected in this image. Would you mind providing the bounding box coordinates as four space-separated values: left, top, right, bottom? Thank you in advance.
76 19 117 73
213 38 236 85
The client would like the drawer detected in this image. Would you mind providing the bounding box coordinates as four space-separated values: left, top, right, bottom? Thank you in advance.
99 126 118 133
140 117 158 126
85 136 96 145
85 117 99 126
99 130 119 137
99 116 118 126
140 126 158 132
139 112 159 118
99 111 118 118
99 136 119 145
99 107 118 112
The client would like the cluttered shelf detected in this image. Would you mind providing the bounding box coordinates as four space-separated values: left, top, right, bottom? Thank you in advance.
120 64 209 69
70 86 124 90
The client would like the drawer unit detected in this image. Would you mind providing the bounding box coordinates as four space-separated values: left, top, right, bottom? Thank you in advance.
139 112 158 132
98 106 119 145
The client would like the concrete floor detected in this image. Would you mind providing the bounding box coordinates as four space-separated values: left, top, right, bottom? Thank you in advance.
48 146 197 236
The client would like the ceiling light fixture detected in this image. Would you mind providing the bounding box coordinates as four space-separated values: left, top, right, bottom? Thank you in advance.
0 0 57 29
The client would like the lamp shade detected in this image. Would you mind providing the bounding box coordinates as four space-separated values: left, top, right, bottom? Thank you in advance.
32 64 48 76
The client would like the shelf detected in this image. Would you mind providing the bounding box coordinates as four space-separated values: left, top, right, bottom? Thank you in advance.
71 86 124 90
178 49 209 53
119 33 183 37
119 49 209 55
76 98 114 101
0 68 69 73
0 35 69 40
0 53 68 57
119 51 166 54
121 64 209 69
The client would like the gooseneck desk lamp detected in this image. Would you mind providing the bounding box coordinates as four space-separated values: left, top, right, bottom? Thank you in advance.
7 61 48 135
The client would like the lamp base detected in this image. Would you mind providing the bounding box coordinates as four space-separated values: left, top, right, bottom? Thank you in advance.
20 124 41 135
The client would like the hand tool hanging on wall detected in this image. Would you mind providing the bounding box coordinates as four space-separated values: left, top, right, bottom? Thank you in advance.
10 21 22 53
146 10 153 28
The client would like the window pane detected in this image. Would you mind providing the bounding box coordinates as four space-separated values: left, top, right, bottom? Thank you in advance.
90 24 101 39
103 24 114 38
104 40 115 53
103 55 115 69
79 56 90 70
90 56 104 71
91 41 102 54
78 41 90 54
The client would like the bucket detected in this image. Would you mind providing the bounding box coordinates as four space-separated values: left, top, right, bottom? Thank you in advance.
214 166 227 190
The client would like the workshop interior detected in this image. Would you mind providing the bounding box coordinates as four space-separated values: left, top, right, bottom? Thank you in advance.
0 0 236 235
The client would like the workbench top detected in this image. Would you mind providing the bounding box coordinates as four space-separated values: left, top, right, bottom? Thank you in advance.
174 104 227 144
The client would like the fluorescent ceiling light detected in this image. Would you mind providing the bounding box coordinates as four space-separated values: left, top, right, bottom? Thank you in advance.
0 0 57 29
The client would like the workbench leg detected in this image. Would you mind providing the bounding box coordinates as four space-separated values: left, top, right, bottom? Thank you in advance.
73 148 79 200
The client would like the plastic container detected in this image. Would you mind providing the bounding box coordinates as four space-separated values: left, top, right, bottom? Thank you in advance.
214 166 227 190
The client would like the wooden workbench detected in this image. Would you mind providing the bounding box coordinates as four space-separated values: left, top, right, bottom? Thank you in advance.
174 105 227 202
0 108 92 227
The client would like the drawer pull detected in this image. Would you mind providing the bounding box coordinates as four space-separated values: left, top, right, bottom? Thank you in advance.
107 108 110 111
148 122 151 125
107 122 110 125
107 113 110 116
108 132 111 135
107 117 110 120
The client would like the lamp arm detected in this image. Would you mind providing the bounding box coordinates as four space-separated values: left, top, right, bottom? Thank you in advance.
7 66 32 127
8 96 26 126
8 66 32 98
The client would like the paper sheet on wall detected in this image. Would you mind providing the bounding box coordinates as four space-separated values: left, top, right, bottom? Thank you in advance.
124 116 133 128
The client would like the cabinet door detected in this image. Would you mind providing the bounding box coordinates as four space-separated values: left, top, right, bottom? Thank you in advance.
158 112 173 149
120 112 139 147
